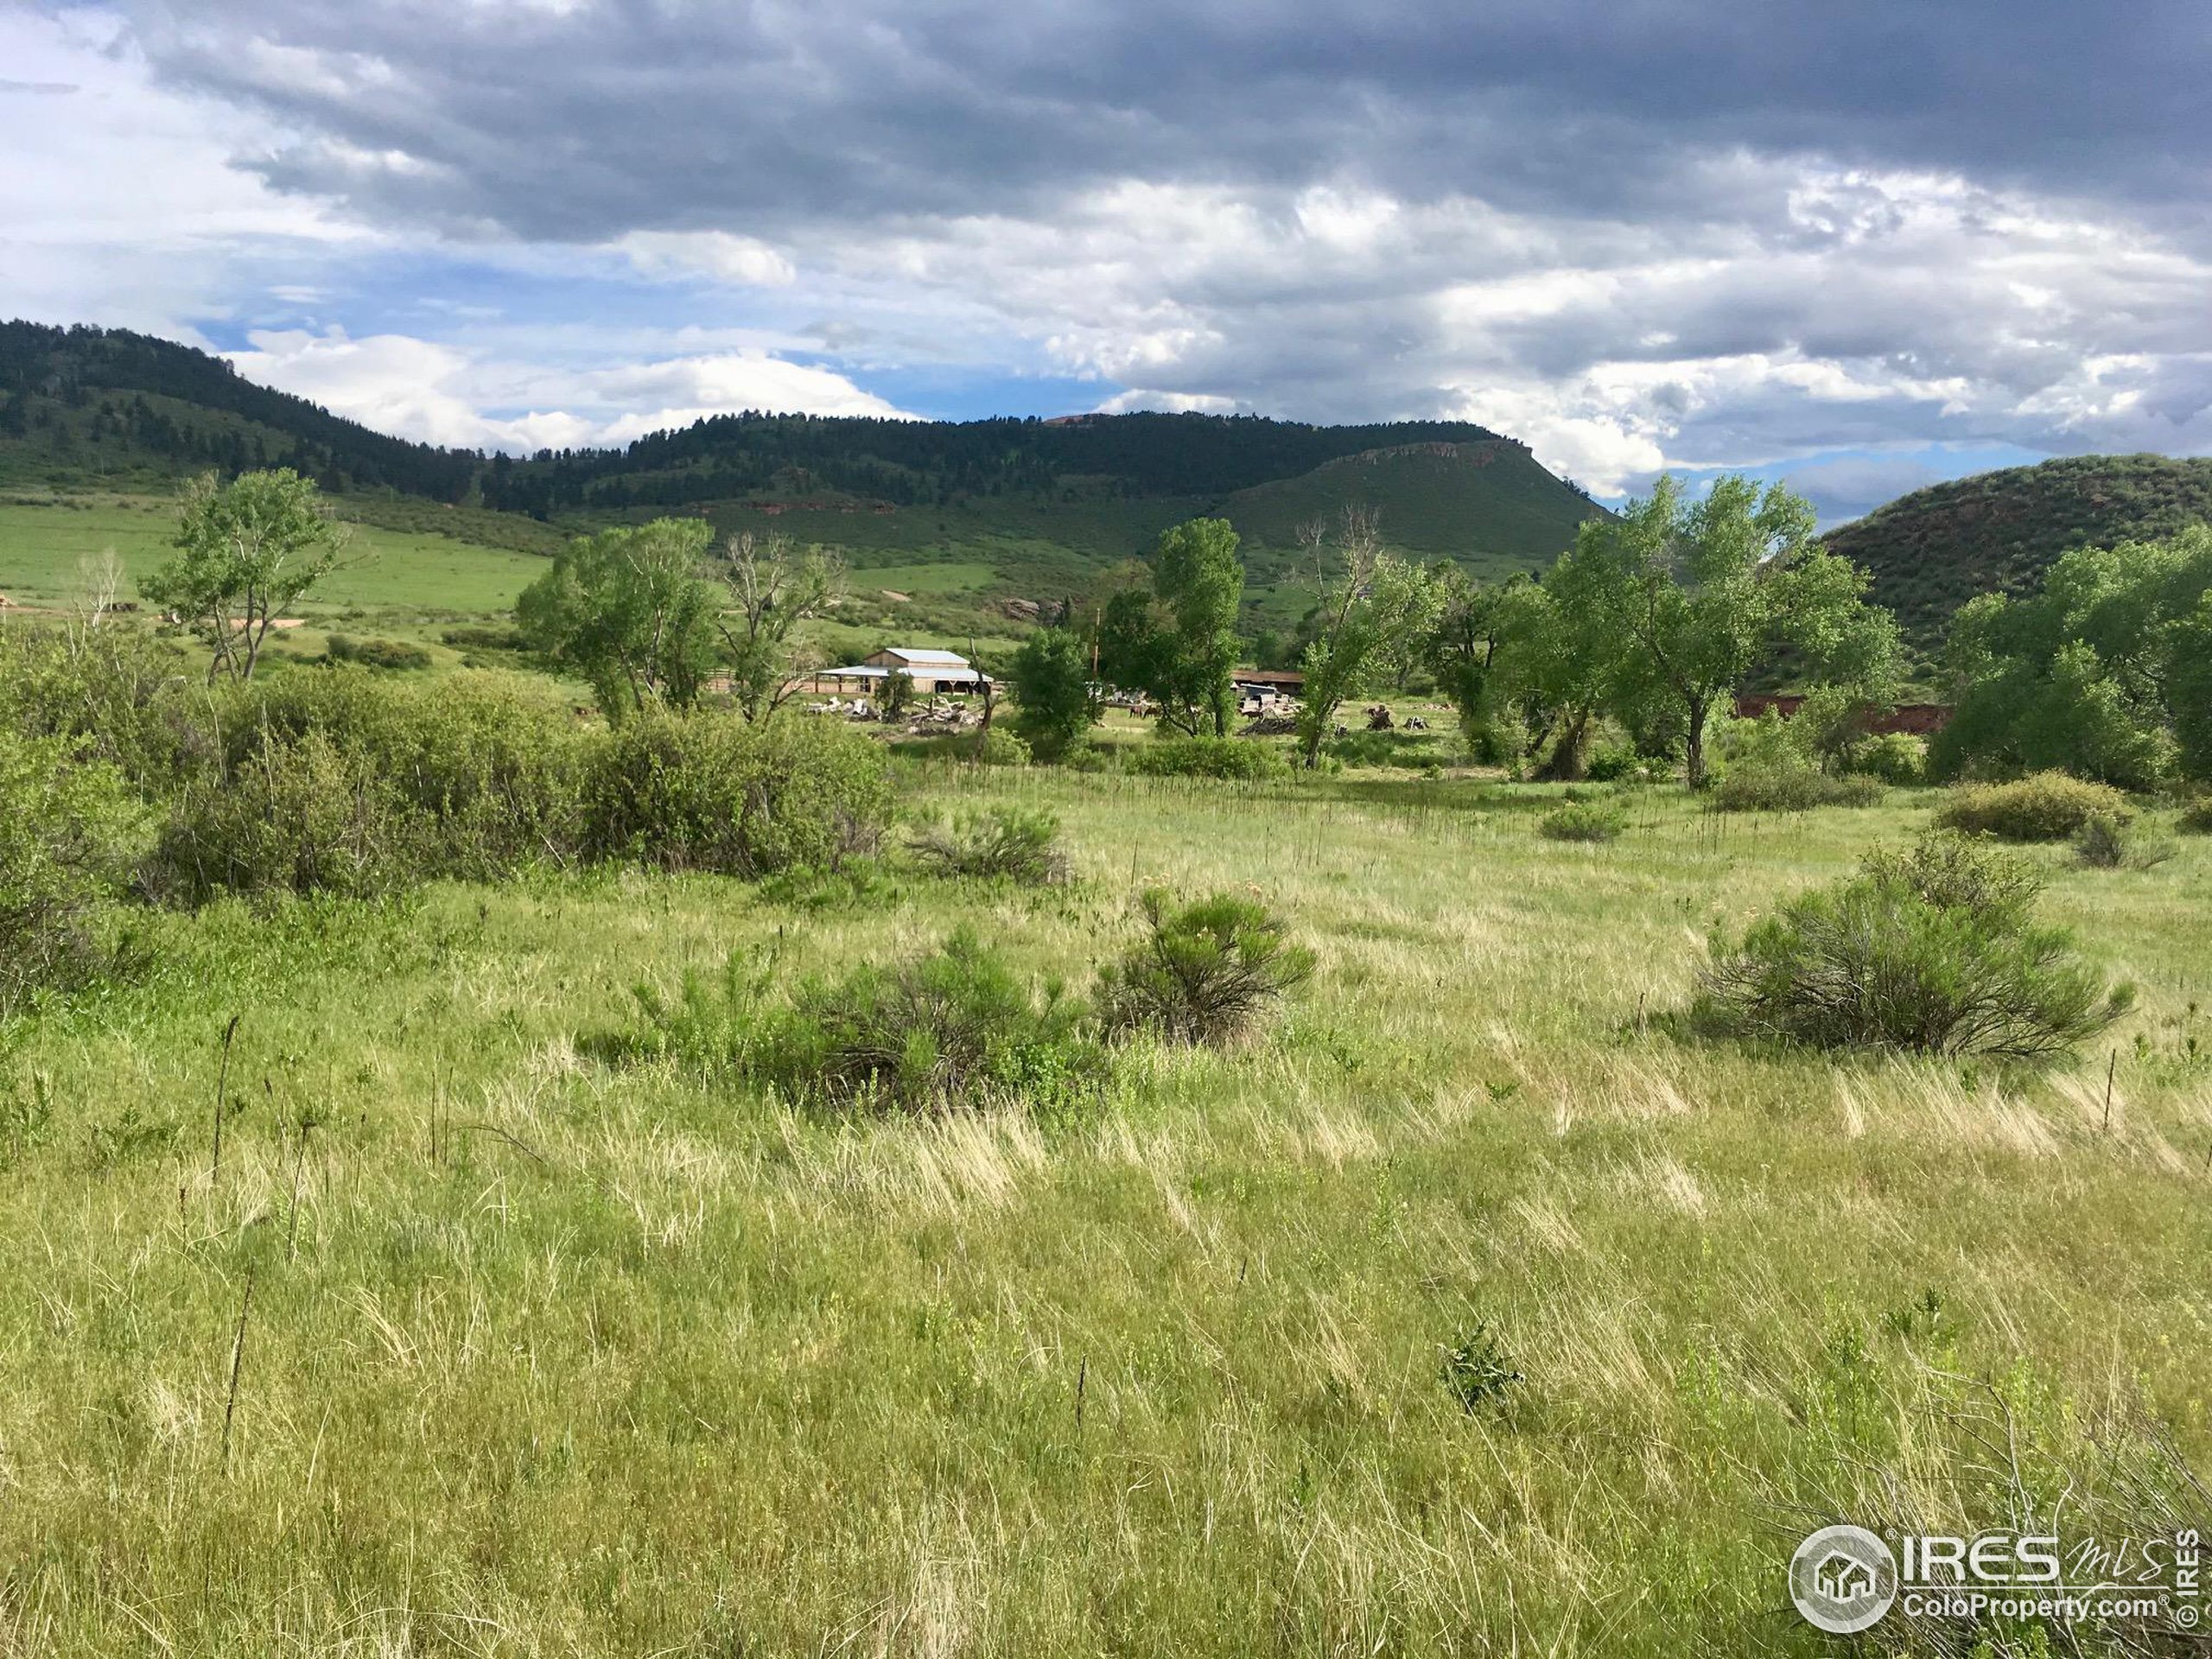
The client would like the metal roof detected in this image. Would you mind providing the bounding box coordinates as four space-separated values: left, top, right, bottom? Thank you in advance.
875 647 969 665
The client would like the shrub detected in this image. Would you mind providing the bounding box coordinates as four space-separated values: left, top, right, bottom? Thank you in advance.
1694 831 2132 1058
1582 744 1642 783
583 710 891 877
150 728 406 904
2177 796 2212 835
324 634 433 671
910 806 1070 885
0 734 149 1017
1123 736 1290 781
1440 1323 1523 1414
1711 767 1885 812
1936 772 2133 842
1539 800 1625 842
1096 889 1314 1046
2075 813 2177 872
623 931 1094 1116
969 727 1031 767
441 625 530 652
147 669 588 899
1847 731 1927 785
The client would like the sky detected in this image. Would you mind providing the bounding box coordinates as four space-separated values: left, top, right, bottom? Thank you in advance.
4 1 2210 521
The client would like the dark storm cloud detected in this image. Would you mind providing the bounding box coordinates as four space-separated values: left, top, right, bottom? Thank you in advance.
123 0 2212 241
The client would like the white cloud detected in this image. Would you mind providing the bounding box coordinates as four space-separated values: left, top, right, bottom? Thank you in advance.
224 327 917 452
613 231 798 289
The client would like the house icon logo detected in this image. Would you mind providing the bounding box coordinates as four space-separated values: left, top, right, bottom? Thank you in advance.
1790 1524 1897 1633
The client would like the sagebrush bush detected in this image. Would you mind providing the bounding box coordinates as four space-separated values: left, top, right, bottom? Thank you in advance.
0 733 149 1018
583 710 890 876
1695 831 2131 1058
1096 889 1314 1046
1122 736 1290 781
1936 772 2132 842
622 931 1095 1116
1538 800 1625 842
910 806 1070 884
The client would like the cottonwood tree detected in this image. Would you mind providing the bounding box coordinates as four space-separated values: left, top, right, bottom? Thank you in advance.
143 469 349 682
1294 509 1383 768
1007 626 1098 759
1096 517 1247 736
1557 474 1885 787
710 530 842 721
1933 524 2212 787
516 518 716 721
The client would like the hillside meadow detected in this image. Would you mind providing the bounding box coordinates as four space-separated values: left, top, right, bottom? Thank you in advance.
3 766 2209 1655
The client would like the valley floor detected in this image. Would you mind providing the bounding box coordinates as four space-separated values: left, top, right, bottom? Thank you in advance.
3 773 2209 1655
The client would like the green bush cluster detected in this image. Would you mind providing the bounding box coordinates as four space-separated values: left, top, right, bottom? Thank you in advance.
324 634 433 671
1846 732 1927 785
1710 767 1885 813
625 932 1095 1117
2179 796 2212 835
1 626 896 922
583 711 888 878
1538 800 1626 842
1935 772 2133 842
1122 736 1290 781
620 889 1313 1114
0 733 149 1019
1695 831 2131 1058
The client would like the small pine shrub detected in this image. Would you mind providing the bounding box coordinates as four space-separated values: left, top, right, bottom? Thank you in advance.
1695 831 2132 1058
1123 737 1290 781
1539 800 1625 842
1936 772 2132 842
2075 813 2177 872
910 807 1070 885
1096 889 1314 1046
622 931 1095 1116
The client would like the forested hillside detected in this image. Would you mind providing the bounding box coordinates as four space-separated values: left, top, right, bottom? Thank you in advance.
1826 453 2212 647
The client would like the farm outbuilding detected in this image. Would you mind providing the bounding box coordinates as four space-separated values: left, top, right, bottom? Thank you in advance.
791 646 995 699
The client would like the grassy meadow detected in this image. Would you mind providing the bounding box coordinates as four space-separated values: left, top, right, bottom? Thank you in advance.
0 498 554 619
3 767 2209 1655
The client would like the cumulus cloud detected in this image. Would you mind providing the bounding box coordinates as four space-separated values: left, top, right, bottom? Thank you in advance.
6 0 2211 498
226 327 918 452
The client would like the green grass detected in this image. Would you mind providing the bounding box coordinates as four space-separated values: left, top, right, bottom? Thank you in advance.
0 499 553 617
3 774 2209 1653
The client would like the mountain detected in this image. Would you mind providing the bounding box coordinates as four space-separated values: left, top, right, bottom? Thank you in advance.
1223 440 1602 568
1826 454 2212 652
0 321 1606 617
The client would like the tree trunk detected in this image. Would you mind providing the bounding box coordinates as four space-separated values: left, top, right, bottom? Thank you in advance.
1684 695 1711 789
